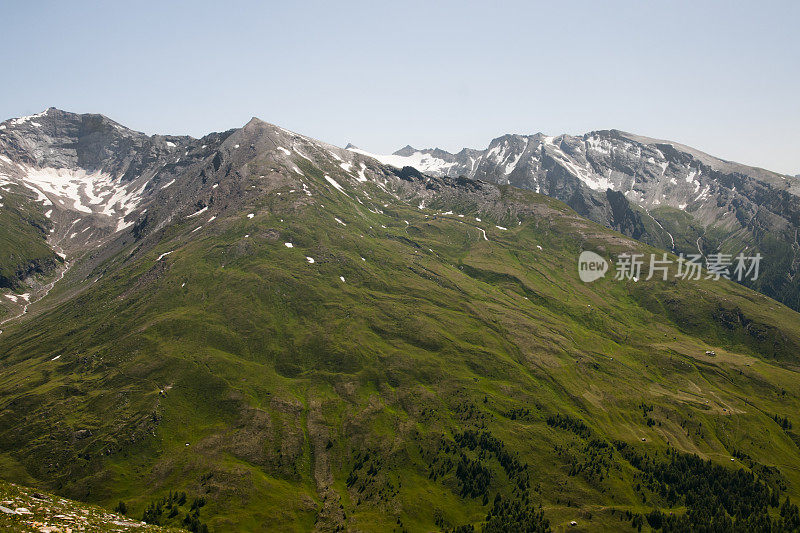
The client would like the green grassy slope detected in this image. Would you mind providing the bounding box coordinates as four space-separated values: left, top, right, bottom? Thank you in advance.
0 185 59 292
649 204 800 312
0 155 799 532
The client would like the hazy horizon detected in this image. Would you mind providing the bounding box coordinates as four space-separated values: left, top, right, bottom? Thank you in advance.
3 1 798 174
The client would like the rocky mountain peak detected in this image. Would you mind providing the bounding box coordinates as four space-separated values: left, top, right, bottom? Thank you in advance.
393 145 418 157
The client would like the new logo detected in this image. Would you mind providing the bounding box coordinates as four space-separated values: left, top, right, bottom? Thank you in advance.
578 251 608 282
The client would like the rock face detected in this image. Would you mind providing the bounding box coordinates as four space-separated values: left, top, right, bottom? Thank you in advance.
0 108 187 177
0 108 228 249
351 131 800 310
354 130 797 212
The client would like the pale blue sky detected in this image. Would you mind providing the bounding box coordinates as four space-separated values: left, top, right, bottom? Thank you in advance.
2 1 798 174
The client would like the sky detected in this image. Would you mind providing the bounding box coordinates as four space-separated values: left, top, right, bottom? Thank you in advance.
2 1 798 174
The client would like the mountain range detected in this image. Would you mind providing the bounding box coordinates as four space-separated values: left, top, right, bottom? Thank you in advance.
1 109 800 532
351 133 800 311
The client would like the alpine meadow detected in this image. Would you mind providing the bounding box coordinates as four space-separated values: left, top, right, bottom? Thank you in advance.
2 2 800 532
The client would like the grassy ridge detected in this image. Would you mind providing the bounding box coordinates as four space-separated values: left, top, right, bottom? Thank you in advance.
0 185 59 300
1 159 799 531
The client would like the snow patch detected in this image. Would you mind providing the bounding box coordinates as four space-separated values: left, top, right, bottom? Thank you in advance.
14 166 146 225
356 163 368 182
585 136 612 155
504 142 527 175
7 110 47 127
116 217 133 232
694 185 711 202
347 147 456 175
324 175 349 197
